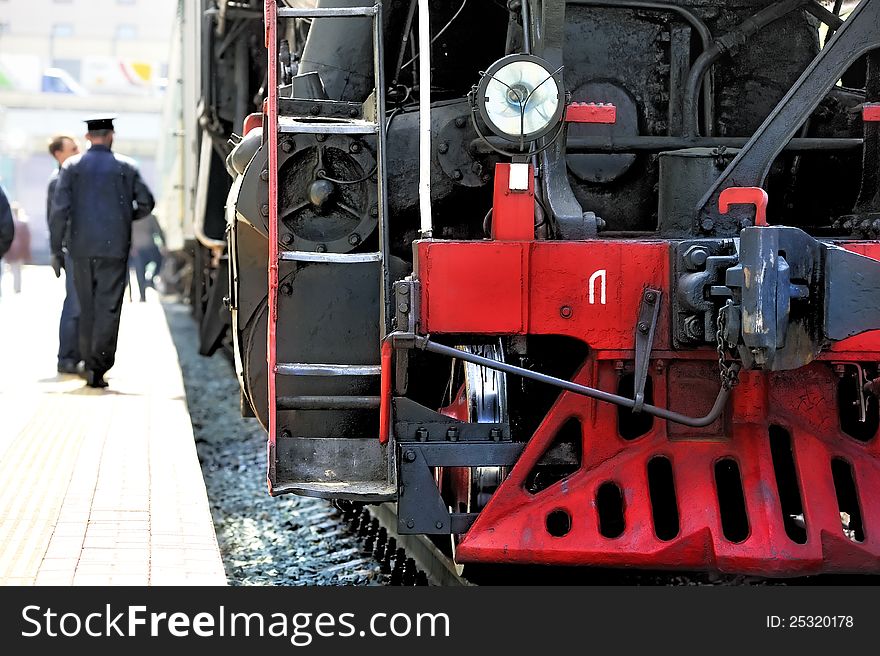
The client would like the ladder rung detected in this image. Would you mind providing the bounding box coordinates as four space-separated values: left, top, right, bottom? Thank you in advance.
276 363 382 377
278 116 378 135
277 395 381 410
278 6 378 19
280 251 382 263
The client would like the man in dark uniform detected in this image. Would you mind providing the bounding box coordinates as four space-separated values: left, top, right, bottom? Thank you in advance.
47 134 82 373
49 116 155 388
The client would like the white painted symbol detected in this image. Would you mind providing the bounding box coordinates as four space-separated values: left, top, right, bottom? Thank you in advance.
588 269 607 305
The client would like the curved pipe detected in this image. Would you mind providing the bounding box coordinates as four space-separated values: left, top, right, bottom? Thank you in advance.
567 0 714 134
414 337 737 428
682 0 811 137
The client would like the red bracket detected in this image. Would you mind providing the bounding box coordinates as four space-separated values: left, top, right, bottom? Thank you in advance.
719 186 769 227
864 103 880 122
565 103 617 124
243 112 263 134
379 340 392 444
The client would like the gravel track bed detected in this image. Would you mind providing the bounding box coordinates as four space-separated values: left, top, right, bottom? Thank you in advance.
163 301 382 586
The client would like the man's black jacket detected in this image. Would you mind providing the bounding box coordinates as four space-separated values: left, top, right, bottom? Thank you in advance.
49 144 155 259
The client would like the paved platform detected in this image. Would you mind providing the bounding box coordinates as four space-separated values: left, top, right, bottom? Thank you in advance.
0 266 227 585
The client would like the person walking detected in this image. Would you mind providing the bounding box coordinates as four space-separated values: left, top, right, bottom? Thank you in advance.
47 134 82 374
129 212 165 303
49 116 155 388
4 203 31 293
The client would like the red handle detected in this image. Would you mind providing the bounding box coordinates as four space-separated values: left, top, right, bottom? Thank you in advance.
379 340 392 444
719 186 769 227
864 103 880 122
565 103 617 124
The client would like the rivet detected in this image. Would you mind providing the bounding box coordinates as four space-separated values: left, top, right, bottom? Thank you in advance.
560 305 573 319
404 450 416 462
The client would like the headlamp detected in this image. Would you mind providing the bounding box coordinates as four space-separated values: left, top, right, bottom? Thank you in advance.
475 54 564 144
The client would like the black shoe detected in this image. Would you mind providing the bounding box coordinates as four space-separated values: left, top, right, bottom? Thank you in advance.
57 360 80 375
86 370 108 389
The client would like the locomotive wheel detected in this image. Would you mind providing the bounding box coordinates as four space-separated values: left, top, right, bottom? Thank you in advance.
436 341 509 569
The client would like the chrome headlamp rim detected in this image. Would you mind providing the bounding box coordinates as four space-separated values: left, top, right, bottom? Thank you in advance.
475 53 565 144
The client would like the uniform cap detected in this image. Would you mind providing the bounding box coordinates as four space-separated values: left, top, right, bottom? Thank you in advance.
84 115 116 132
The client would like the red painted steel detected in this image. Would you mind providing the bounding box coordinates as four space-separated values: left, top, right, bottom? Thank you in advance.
265 1 279 463
417 240 671 349
379 340 393 445
491 163 536 241
864 103 880 122
416 238 880 574
719 186 769 226
243 112 263 134
565 102 617 124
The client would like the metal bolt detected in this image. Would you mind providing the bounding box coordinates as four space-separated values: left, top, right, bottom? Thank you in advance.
684 315 703 339
399 285 410 296
281 139 294 153
415 427 428 441
349 108 359 118
370 205 379 217
281 233 294 246
260 169 269 181
451 169 463 181
435 521 444 530
348 233 361 245
638 321 649 334
404 450 416 462
471 162 484 176
310 105 321 116
446 427 459 441
398 301 410 314
280 282 293 296
560 305 573 319
349 142 362 154
455 116 467 128
260 204 270 217
280 429 292 438
700 218 715 232
406 519 415 529
316 134 327 142
685 246 709 269
438 142 449 154
644 291 656 303
316 244 327 253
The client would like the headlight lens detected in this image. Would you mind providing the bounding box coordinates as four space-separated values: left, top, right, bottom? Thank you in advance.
476 54 564 143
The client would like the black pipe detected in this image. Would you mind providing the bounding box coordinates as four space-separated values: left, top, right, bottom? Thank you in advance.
277 395 381 410
682 0 812 137
567 0 714 134
414 338 736 428
472 135 861 154
807 1 845 30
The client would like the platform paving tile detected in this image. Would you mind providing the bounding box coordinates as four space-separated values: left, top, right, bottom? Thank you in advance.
0 268 227 586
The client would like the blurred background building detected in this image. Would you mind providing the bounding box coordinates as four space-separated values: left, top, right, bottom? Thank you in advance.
0 0 177 261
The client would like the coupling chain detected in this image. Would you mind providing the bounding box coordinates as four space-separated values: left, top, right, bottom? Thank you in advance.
716 301 741 390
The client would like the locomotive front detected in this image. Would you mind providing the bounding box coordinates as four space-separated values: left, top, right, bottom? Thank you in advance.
224 0 880 576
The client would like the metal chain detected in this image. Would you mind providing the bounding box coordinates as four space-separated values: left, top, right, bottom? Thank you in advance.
716 301 741 390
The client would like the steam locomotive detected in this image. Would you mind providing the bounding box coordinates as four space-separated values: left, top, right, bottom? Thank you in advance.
177 0 880 576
